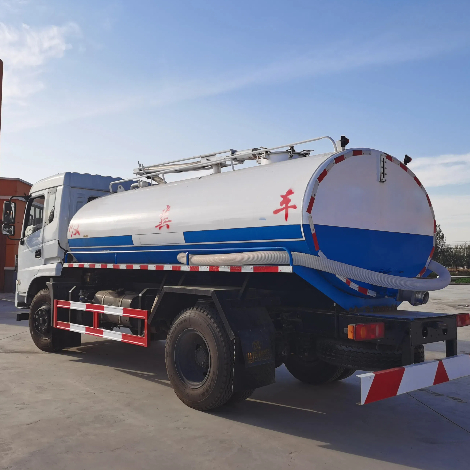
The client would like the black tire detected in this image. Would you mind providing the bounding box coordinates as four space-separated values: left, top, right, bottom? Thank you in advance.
334 368 356 381
317 339 425 371
29 289 64 352
414 345 425 363
165 305 235 411
284 353 346 385
225 389 255 405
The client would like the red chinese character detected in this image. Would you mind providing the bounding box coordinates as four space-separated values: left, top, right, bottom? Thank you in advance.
156 205 172 230
68 224 80 238
273 189 297 221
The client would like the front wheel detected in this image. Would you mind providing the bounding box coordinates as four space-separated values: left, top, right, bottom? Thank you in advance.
165 304 239 411
284 352 346 385
29 289 64 352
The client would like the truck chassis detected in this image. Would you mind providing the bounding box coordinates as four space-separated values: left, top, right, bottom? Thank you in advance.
27 261 470 410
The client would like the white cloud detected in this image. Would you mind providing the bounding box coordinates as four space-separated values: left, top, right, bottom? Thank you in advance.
431 194 470 244
412 153 470 188
0 21 80 101
5 25 470 132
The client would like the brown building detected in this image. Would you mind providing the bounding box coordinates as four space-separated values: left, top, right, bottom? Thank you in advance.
0 177 32 292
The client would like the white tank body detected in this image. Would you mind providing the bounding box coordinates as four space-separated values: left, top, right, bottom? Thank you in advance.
68 148 436 309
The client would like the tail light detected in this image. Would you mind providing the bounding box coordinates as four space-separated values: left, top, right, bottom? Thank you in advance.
456 313 470 327
348 322 385 341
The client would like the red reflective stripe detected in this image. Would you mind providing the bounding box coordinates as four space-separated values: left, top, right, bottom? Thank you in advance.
126 264 133 269
89 263 95 268
312 232 320 251
140 265 149 270
85 326 103 337
418 267 427 277
385 154 393 161
352 150 363 156
433 361 450 385
86 304 104 312
78 264 85 268
306 196 315 214
57 300 71 308
358 286 368 295
364 367 405 404
414 176 421 187
209 266 219 272
172 265 181 271
230 266 242 272
334 155 345 164
429 247 435 259
433 220 437 233
345 279 351 286
122 333 147 347
155 265 164 270
122 307 148 319
56 320 71 330
113 264 120 269
253 266 279 272
190 266 200 271
399 162 408 171
318 169 328 183
426 194 432 207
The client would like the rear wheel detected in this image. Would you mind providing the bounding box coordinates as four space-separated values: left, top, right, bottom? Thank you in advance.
284 352 346 385
29 289 64 352
226 389 255 405
165 305 240 411
334 368 356 381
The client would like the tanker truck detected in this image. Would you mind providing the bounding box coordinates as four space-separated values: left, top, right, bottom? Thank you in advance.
3 135 470 410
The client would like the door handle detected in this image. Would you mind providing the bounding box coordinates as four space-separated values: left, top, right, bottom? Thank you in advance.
35 249 41 258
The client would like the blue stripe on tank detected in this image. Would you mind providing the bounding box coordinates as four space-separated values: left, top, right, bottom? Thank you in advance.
183 224 303 243
68 235 134 248
313 224 434 278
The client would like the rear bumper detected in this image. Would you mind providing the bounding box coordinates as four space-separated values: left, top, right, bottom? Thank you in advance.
358 354 470 404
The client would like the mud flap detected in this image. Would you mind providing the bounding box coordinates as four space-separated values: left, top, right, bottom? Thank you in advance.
212 290 276 392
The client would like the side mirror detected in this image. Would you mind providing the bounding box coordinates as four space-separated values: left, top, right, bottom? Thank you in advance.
48 207 54 224
2 201 16 237
2 223 15 236
2 201 16 225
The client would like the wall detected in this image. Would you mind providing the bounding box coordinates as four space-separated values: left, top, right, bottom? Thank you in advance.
0 178 32 292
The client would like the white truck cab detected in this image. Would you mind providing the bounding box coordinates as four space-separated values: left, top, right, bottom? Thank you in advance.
14 173 126 308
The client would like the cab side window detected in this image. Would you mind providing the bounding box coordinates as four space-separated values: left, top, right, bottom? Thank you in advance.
24 196 45 238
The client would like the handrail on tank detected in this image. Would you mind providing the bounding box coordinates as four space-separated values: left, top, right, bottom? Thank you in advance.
109 135 339 192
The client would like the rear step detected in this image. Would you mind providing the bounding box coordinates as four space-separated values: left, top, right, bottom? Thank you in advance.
359 354 470 404
53 300 149 347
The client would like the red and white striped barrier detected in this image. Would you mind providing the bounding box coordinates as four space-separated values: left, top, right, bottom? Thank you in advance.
358 354 470 404
63 263 292 273
53 300 148 347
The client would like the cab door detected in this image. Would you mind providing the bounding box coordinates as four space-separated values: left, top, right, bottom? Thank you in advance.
16 194 45 296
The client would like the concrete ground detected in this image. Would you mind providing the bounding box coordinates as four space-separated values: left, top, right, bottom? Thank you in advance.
1 287 470 470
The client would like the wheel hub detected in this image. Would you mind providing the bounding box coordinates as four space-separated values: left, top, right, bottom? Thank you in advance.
33 305 51 335
194 344 209 369
174 329 211 388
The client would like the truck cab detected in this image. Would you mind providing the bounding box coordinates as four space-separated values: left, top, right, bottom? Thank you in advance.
9 173 126 308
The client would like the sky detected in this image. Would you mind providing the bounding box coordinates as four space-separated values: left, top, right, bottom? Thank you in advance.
0 0 469 243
